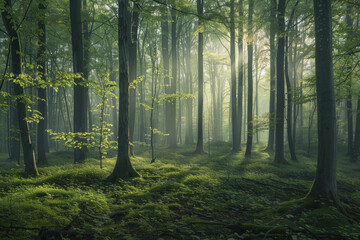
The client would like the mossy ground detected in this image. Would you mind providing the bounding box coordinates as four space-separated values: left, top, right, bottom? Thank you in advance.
0 143 359 239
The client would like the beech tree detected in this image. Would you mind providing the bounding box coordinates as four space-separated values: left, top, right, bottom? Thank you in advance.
274 0 287 164
307 0 337 201
108 0 139 181
195 0 204 154
36 0 48 165
70 0 87 163
245 0 254 156
2 0 38 175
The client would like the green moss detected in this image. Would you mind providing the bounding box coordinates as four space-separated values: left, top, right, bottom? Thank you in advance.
0 144 359 239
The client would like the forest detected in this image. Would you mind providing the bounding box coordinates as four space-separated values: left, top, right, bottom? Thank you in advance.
0 0 360 239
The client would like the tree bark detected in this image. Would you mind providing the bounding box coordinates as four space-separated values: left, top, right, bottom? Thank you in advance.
2 0 38 176
108 0 139 181
83 0 90 133
265 0 277 152
70 0 87 163
128 3 139 156
161 5 171 145
37 0 48 165
195 0 204 154
185 28 194 144
274 0 287 164
285 37 297 161
238 0 244 150
245 0 254 156
230 0 239 152
307 0 337 201
169 8 177 148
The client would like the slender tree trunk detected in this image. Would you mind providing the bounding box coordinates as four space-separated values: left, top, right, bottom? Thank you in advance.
83 0 90 133
255 41 259 145
161 6 171 145
2 0 38 175
230 0 239 152
345 6 354 157
195 0 204 154
169 9 177 148
307 0 337 201
245 0 254 156
238 0 244 150
70 0 87 163
266 0 277 152
285 37 297 161
185 28 194 144
128 3 139 156
108 0 139 181
37 0 48 165
274 0 287 164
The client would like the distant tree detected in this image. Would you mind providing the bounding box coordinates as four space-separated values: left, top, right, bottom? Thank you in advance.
245 0 254 156
129 2 139 156
195 0 204 154
108 0 139 181
2 0 38 175
161 3 171 145
307 0 337 201
230 0 239 152
265 0 277 152
169 4 177 148
237 0 244 151
70 0 87 163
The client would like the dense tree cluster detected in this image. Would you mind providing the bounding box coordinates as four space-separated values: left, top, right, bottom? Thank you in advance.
0 0 359 202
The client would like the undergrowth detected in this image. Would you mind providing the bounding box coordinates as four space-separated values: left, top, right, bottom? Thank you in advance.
0 143 359 239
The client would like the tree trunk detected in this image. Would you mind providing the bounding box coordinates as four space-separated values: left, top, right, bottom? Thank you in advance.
185 28 194 144
238 0 244 150
285 37 297 161
161 6 171 145
307 0 337 201
108 0 139 181
266 0 277 152
230 0 239 152
195 0 204 154
169 9 177 148
245 0 254 156
274 0 287 164
83 0 90 133
70 0 87 163
37 0 48 165
128 3 139 156
2 0 38 175
345 6 354 158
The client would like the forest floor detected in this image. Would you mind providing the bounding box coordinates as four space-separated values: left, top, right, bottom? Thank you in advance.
0 143 360 240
